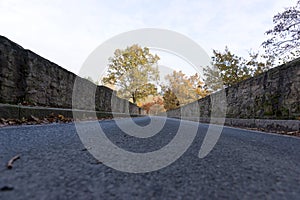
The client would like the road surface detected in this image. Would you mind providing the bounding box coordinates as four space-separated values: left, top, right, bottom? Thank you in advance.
0 117 299 199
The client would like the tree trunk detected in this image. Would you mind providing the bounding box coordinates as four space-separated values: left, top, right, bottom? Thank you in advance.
132 92 136 104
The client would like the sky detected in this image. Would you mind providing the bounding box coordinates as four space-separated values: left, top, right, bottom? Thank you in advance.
0 0 297 80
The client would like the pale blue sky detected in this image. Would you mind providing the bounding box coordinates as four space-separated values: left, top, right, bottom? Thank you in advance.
0 0 297 78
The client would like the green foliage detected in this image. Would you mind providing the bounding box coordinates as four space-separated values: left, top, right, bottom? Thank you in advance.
102 44 160 103
246 52 273 76
204 47 274 91
203 65 224 92
208 47 251 88
163 88 180 111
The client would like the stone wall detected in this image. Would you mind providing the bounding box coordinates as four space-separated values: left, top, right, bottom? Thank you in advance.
1 35 299 120
0 36 141 115
168 58 300 120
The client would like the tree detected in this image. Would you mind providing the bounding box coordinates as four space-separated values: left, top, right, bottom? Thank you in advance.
139 96 164 114
163 70 209 106
102 44 160 104
204 47 274 92
163 88 180 111
149 101 165 115
262 0 300 62
189 72 210 99
246 51 274 76
205 47 252 88
202 65 223 92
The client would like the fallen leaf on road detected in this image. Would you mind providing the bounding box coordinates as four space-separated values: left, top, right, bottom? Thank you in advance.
0 118 7 123
8 120 16 125
30 115 39 122
57 114 65 120
7 155 20 169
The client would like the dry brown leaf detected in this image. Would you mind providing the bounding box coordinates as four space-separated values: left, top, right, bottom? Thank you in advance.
30 115 39 122
8 120 16 125
7 155 20 169
57 114 65 121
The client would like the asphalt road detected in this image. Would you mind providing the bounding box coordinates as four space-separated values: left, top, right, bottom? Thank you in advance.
0 116 299 199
